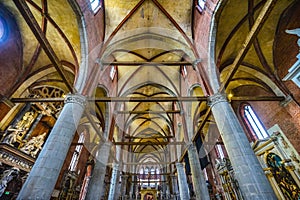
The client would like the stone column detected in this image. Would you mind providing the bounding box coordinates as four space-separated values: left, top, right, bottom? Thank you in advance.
161 174 167 199
85 142 111 200
132 175 138 199
129 175 134 198
120 174 128 199
17 94 86 200
166 184 171 199
170 174 179 199
175 163 190 200
208 93 276 199
108 163 120 200
187 143 210 200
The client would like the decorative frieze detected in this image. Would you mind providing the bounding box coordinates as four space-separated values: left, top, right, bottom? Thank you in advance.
64 94 86 107
0 144 34 172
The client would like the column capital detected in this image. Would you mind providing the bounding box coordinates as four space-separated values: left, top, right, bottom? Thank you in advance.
170 174 177 177
112 163 120 169
175 162 184 168
121 174 129 178
207 92 228 107
187 142 196 151
64 93 86 107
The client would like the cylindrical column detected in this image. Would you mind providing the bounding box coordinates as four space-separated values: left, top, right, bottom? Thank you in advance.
175 163 190 200
85 142 111 200
209 93 276 199
17 94 86 200
108 163 120 200
161 174 167 199
171 174 179 199
79 159 94 200
120 174 128 199
187 143 210 200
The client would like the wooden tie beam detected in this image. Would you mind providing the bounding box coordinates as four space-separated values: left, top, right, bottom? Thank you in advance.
10 96 285 103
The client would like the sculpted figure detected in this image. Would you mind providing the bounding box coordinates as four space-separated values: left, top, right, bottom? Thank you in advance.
20 132 47 158
0 167 19 196
2 125 23 146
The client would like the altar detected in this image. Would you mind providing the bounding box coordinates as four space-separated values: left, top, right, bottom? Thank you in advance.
140 188 158 200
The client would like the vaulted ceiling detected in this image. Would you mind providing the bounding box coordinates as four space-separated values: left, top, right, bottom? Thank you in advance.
1 0 299 171
102 0 196 169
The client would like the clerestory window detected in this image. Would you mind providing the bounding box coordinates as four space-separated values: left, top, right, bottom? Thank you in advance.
90 0 102 13
197 0 206 12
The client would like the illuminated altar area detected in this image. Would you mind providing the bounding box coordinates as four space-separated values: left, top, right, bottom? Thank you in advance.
140 188 157 200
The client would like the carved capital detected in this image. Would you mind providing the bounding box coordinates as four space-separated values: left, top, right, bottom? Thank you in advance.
192 59 202 70
175 162 184 169
187 142 195 151
121 174 129 178
170 174 177 179
64 94 86 107
112 163 120 170
207 93 228 107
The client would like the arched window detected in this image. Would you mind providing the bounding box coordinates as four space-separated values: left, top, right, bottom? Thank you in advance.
0 16 7 42
197 0 206 12
242 104 269 140
89 0 102 13
110 65 116 80
150 167 155 174
0 19 4 39
69 132 85 171
144 167 149 175
215 144 225 159
140 167 144 174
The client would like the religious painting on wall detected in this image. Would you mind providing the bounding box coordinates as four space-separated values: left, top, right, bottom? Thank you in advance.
266 153 300 199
